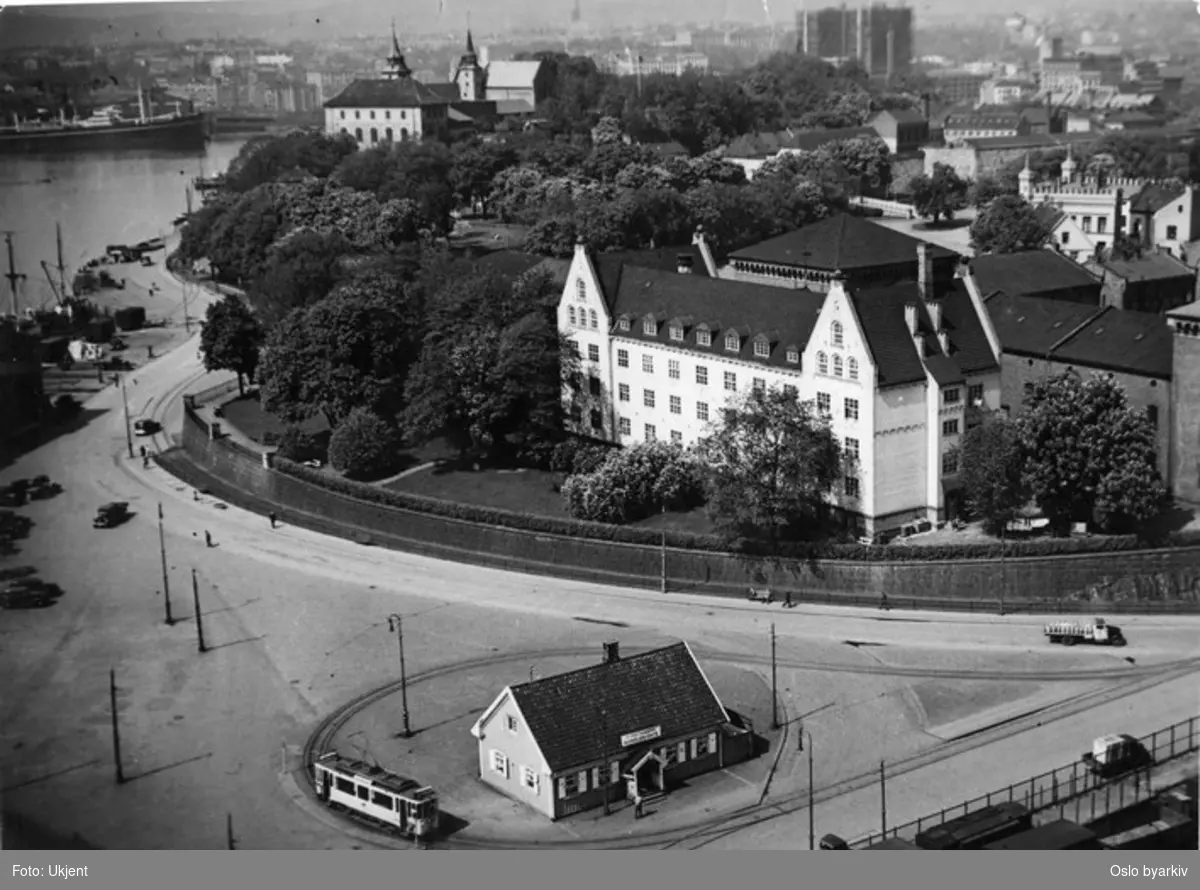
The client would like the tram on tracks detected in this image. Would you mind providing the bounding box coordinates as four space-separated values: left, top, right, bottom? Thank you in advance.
312 752 440 841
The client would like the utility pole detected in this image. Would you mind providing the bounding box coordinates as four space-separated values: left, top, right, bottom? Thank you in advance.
119 375 134 459
192 569 207 653
387 614 412 738
110 668 125 784
159 503 174 625
880 759 888 838
803 726 815 851
226 813 235 850
770 623 779 730
659 504 667 594
4 231 27 318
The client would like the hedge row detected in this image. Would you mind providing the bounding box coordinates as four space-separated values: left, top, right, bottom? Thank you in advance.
272 457 1200 562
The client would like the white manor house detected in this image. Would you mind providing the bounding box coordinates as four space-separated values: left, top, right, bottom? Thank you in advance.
558 217 1006 538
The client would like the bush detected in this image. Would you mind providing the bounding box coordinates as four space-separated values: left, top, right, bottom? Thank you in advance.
550 437 614 475
327 408 400 480
561 442 705 523
276 426 325 463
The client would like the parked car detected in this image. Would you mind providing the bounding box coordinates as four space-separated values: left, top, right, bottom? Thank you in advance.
1081 734 1153 779
0 579 62 609
28 479 62 500
0 487 27 508
93 502 130 529
134 419 161 436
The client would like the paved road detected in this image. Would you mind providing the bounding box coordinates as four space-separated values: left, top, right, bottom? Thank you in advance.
2 269 1198 849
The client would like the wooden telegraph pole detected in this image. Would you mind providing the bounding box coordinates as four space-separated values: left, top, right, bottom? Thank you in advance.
770 623 779 730
110 668 125 784
192 569 207 653
158 503 174 625
880 759 888 838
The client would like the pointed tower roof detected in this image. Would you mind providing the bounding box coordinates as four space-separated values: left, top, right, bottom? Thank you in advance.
385 19 412 79
459 29 478 67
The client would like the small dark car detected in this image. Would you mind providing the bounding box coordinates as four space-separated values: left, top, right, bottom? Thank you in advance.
93 501 130 529
134 419 161 436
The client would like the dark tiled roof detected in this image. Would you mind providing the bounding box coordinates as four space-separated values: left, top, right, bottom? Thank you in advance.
945 113 1023 129
324 77 453 108
1051 306 1174 379
985 292 1103 357
963 132 1098 150
1130 182 1187 214
605 264 825 370
1033 203 1067 228
730 214 958 271
426 82 460 102
970 251 1100 300
1100 252 1193 282
924 353 965 386
873 108 927 125
509 642 728 773
850 278 999 388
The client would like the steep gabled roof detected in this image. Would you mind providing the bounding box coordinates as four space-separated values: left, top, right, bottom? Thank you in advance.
1033 202 1068 229
1099 251 1193 281
1130 181 1187 214
970 251 1100 300
984 291 1103 357
1049 306 1173 379
324 77 452 108
486 60 543 88
871 108 927 125
729 214 958 271
509 642 728 773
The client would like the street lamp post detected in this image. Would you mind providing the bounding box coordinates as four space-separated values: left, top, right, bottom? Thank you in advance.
770 623 779 730
119 375 134 460
799 725 815 850
158 503 174 626
387 614 412 738
192 568 207 653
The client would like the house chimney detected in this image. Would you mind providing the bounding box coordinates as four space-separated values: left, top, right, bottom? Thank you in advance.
937 330 951 354
928 300 943 332
921 93 931 122
953 256 970 279
917 242 933 302
913 331 926 358
602 641 620 664
677 254 694 275
1114 187 1125 241
904 302 919 335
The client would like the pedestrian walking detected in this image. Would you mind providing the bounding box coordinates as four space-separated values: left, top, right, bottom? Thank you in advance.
193 489 199 501
784 590 793 609
204 530 213 548
634 796 644 819
139 445 147 459
879 592 890 611
142 453 150 469
268 511 277 529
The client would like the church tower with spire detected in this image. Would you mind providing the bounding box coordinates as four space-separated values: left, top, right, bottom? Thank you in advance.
453 31 486 101
383 22 412 80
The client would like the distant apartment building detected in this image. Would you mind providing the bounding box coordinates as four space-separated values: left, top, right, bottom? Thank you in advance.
306 70 370 106
979 78 1036 106
942 112 1030 146
255 53 294 69
168 80 218 110
796 3 913 76
926 69 989 105
593 52 710 78
207 54 237 77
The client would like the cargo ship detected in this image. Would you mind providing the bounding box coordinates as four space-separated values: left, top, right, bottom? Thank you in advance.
0 86 209 154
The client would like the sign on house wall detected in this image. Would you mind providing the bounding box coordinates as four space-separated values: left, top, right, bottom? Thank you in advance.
620 726 662 747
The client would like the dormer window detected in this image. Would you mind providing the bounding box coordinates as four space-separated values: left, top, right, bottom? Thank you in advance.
786 348 800 364
831 321 844 348
725 332 740 353
848 357 859 380
753 338 770 359
643 317 657 336
817 351 828 375
833 355 844 377
576 279 586 302
669 323 684 342
696 328 711 347
618 317 631 331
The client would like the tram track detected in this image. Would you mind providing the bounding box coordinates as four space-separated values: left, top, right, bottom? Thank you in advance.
296 645 1200 850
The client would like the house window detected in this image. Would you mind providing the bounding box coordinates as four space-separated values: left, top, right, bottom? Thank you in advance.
1082 216 1092 232
521 766 538 790
354 127 363 141
724 371 736 391
506 715 518 733
588 344 600 362
725 332 739 352
754 338 770 358
355 110 360 119
643 318 657 336
1147 405 1158 429
669 323 684 341
942 452 959 474
617 349 629 368
817 351 829 375
558 774 579 799
369 128 378 144
753 377 766 392
670 395 682 414
340 110 346 119
833 355 844 377
588 376 601 397
385 111 391 119
569 404 582 424
943 419 959 436
786 348 800 364
568 306 576 326
696 365 708 385
817 392 831 416
643 354 654 374
619 318 631 331
645 423 656 442
968 383 984 405
845 437 860 460
369 110 376 119
697 329 711 347
1167 225 1178 240
944 387 961 404
569 342 580 358
619 417 631 435
1023 382 1035 400
848 357 859 380
831 320 844 348
783 384 798 400
844 398 859 420
618 383 630 402
644 389 655 408
1061 231 1070 245
576 279 586 302
669 359 680 380
697 402 709 421
490 750 508 775
1097 217 1107 234
589 310 598 330
845 476 860 498
671 430 683 443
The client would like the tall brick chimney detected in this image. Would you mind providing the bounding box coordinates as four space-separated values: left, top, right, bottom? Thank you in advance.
917 242 934 302
603 641 620 664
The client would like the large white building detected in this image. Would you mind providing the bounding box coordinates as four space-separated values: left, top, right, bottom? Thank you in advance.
559 222 1005 536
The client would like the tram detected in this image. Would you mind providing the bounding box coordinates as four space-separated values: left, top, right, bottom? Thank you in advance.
312 752 440 841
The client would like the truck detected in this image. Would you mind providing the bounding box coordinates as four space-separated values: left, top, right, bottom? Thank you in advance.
1081 733 1153 779
1044 617 1125 646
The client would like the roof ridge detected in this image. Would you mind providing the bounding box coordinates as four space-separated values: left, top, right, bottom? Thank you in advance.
1049 305 1111 355
511 641 686 692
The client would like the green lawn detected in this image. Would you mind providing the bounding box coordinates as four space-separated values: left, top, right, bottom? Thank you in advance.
218 395 328 445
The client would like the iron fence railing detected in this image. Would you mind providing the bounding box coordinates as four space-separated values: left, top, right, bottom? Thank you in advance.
850 715 1198 848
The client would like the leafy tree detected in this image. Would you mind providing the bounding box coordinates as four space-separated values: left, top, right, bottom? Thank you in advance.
1016 371 1167 535
967 174 1014 209
247 229 350 329
697 387 843 551
276 426 325 463
223 130 357 193
203 185 286 285
560 442 705 523
969 195 1052 254
198 294 265 396
448 139 520 213
523 214 580 258
579 142 658 183
909 163 968 224
955 412 1027 535
591 115 625 146
327 407 401 480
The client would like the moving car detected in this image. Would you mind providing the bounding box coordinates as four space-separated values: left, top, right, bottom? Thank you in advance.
93 502 130 529
1082 733 1153 779
134 419 161 436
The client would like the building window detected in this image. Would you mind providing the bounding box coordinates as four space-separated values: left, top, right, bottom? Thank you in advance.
845 476 860 498
697 402 709 421
558 774 579 799
354 127 363 141
671 430 682 444
617 349 629 368
845 398 859 420
845 437 860 460
619 318 630 331
576 279 586 302
725 332 739 352
724 371 736 391
753 377 766 392
1097 217 1107 234
696 365 708 385
942 452 959 474
355 110 361 119
817 351 828 375
588 344 600 362
569 342 580 358
588 310 597 330
669 359 680 380
619 417 631 436
944 387 961 404
569 404 582 423
385 111 391 119
588 376 601 397
783 384 798 400
669 323 684 342
644 389 655 408
753 338 770 358
943 419 959 436
697 329 711 347
1082 216 1091 232
506 715 518 733
968 383 984 405
490 750 507 775
1147 405 1158 429
817 392 831 416
643 317 657 336
833 355 844 377
1023 382 1035 400
1061 231 1070 245
645 423 656 442
643 354 654 374
1167 225 1178 240
618 383 630 402
831 320 844 348
848 357 859 380
670 395 682 414
521 767 538 790
786 348 800 364
340 110 346 119
591 409 603 430
568 306 576 326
